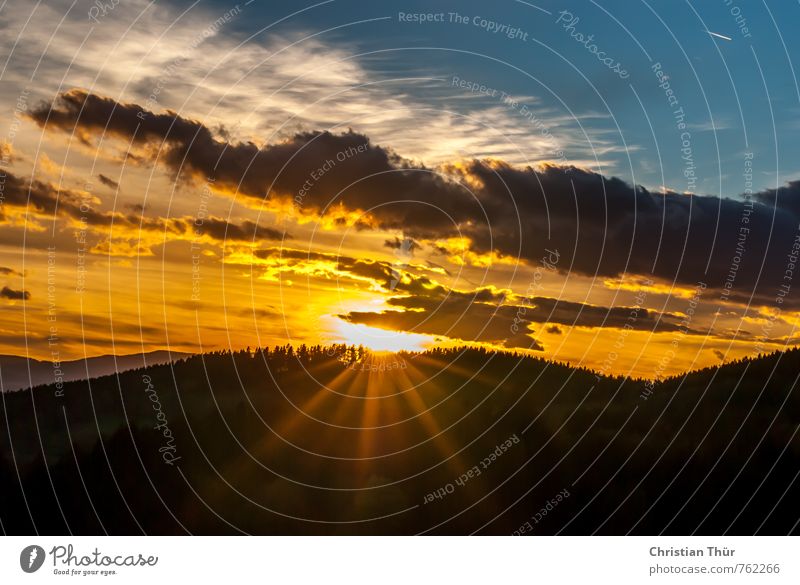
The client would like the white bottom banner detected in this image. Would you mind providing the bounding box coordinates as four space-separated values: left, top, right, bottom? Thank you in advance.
1 536 797 584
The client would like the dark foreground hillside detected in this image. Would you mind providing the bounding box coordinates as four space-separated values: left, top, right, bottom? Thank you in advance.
1 345 798 534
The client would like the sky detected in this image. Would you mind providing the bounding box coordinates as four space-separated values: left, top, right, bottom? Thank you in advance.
1 0 800 378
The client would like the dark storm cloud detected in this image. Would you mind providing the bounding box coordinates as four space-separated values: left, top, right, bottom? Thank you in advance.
27 90 469 229
29 89 212 149
238 247 696 347
753 180 800 215
97 174 119 189
340 283 689 350
0 168 130 228
0 267 23 276
342 302 544 350
29 89 800 306
273 249 694 337
0 167 285 248
263 249 691 346
253 248 335 262
251 247 405 289
1 286 30 300
85 211 289 243
366 285 689 333
0 169 83 216
199 218 288 242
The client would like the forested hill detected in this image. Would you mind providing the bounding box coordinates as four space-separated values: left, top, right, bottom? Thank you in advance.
1 345 798 534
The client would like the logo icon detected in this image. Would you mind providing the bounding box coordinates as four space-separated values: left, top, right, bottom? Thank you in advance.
20 545 45 573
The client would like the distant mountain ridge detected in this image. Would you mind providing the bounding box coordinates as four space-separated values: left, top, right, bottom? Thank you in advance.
1 345 798 534
0 350 191 391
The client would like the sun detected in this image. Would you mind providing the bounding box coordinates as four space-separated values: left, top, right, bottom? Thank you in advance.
330 320 434 353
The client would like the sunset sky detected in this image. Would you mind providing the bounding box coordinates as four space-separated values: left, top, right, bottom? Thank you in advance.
2 0 800 378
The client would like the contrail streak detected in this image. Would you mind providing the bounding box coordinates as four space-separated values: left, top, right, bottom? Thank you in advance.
705 30 733 41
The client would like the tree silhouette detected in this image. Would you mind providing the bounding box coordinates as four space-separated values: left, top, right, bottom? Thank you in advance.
1 344 798 534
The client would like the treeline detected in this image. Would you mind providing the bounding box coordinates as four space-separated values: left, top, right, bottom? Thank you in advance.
1 345 798 535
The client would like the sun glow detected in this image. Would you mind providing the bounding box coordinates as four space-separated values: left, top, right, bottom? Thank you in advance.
331 319 435 353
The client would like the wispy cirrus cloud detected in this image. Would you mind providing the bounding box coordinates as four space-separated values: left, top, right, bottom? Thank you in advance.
0 0 621 171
